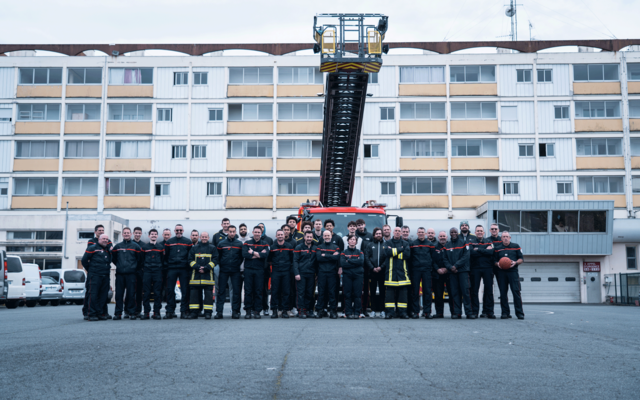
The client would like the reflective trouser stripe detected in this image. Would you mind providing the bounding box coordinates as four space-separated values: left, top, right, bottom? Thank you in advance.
385 303 396 307
397 303 407 308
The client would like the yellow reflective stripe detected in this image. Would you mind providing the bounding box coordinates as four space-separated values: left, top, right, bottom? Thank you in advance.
402 260 408 281
385 303 396 307
189 280 200 285
203 305 214 310
398 253 403 260
392 248 397 257
208 262 215 269
397 303 407 308
388 258 393 282
189 305 200 309
200 280 215 285
190 261 196 267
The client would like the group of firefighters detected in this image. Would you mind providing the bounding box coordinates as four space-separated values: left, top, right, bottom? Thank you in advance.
81 217 525 322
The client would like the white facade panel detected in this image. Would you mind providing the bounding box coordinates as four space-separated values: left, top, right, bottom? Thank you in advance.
191 103 225 136
540 175 575 200
498 64 534 97
500 101 534 134
153 177 187 210
362 102 396 135
190 140 225 173
0 104 13 136
156 68 189 99
0 177 8 209
155 103 188 136
501 138 535 172
503 175 537 201
364 139 396 172
0 140 12 172
368 66 397 98
539 138 573 172
538 101 571 134
154 140 187 173
351 177 361 207
191 68 226 99
0 67 15 99
536 64 571 97
363 176 398 209
190 177 224 210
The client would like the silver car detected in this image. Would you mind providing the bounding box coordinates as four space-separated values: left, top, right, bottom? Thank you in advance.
39 276 62 306
40 269 86 305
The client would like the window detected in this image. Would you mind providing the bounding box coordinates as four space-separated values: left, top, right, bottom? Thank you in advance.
0 183 7 196
400 102 446 120
208 109 223 121
576 138 622 156
629 100 640 118
557 182 573 195
19 68 62 85
230 141 273 158
539 143 555 157
368 73 378 84
628 64 640 81
106 141 151 158
18 104 60 121
626 247 637 269
105 178 150 195
7 231 62 240
450 65 495 82
67 68 102 84
400 177 447 194
401 140 446 157
518 144 534 157
573 64 619 81
633 177 640 194
278 178 320 195
554 106 569 119
109 68 153 85
14 178 58 196
380 107 395 120
364 144 379 158
578 176 624 194
229 67 273 84
0 108 11 122
78 231 94 240
277 103 322 120
574 101 620 118
497 210 549 233
227 178 272 195
173 72 188 86
157 108 172 122
631 138 640 156
277 140 319 158
452 176 499 195
108 104 152 121
503 182 519 195
155 183 170 196
278 67 322 84
15 141 59 158
63 178 97 196
516 69 532 83
551 211 578 232
192 145 206 159
381 182 396 195
228 104 272 121
501 106 518 121
66 104 100 121
207 182 222 196
537 69 553 82
399 66 445 83
193 72 208 85
450 102 496 119
579 211 606 232
172 145 187 159
451 139 497 157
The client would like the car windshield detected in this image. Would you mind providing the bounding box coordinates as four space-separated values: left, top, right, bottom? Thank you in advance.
64 271 85 283
308 213 386 238
41 272 59 282
41 276 57 284
6 257 22 273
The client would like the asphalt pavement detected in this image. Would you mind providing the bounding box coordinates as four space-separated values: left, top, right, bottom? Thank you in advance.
0 303 639 400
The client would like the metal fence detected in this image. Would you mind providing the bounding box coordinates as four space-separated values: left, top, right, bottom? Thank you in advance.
604 273 640 305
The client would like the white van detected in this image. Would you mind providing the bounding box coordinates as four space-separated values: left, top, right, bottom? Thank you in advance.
41 269 86 305
22 263 41 307
5 255 26 309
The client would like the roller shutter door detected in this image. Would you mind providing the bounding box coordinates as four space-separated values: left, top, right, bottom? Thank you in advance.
494 262 580 303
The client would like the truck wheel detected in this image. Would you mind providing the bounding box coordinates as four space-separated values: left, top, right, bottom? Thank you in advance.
74 300 84 306
6 300 18 309
26 301 37 308
39 300 49 306
50 300 60 306
18 301 25 307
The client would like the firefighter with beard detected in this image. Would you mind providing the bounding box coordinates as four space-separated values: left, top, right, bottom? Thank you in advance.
409 227 442 319
316 230 341 319
187 232 218 319
443 227 473 319
268 229 294 319
364 227 387 318
469 225 496 319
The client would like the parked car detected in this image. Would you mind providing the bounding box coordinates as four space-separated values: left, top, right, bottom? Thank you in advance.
22 263 41 307
39 276 62 306
5 256 26 309
0 250 7 304
40 269 86 305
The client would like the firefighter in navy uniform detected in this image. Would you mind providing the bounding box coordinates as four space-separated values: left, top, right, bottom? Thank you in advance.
409 227 442 319
158 229 171 303
111 227 144 320
81 234 112 321
287 216 304 242
187 232 218 319
494 231 525 319
365 228 387 318
242 226 271 319
316 230 341 319
212 218 231 246
141 229 165 320
340 235 365 319
83 224 112 320
469 225 496 319
163 224 193 319
433 231 455 318
215 226 244 319
131 227 145 318
383 227 411 319
442 227 473 319
293 231 317 318
268 229 294 318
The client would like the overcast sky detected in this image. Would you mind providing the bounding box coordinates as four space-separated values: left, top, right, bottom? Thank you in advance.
1 0 637 45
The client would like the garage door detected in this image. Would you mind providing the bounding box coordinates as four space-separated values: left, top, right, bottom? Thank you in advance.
493 262 580 303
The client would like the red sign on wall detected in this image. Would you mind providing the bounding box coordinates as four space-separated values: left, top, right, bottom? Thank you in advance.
583 262 601 272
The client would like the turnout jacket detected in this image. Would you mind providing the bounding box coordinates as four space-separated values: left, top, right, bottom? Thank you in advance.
293 243 317 276
111 239 143 275
217 238 244 273
188 242 218 286
268 241 294 274
340 247 364 274
316 241 341 273
141 242 165 274
212 229 228 246
494 242 524 272
409 238 442 273
469 238 495 270
242 238 270 271
364 240 387 272
82 243 113 276
442 237 470 273
383 238 411 286
163 236 193 270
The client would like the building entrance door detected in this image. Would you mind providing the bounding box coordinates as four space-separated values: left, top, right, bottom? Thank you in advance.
586 272 601 303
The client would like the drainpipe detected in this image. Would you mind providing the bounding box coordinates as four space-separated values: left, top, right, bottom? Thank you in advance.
63 202 69 259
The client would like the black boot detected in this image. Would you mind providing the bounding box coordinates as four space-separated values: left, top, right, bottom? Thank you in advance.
253 311 262 319
141 313 150 320
152 314 161 320
271 312 279 319
232 311 240 319
245 311 252 319
214 313 223 319
129 314 137 320
204 313 212 320
330 311 338 319
113 314 122 320
424 313 433 319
